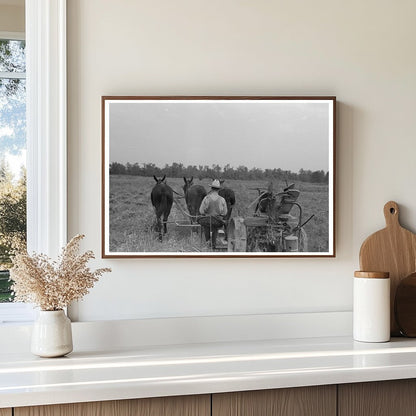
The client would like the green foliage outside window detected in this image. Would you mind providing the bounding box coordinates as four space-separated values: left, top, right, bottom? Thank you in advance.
0 38 27 302
0 163 26 302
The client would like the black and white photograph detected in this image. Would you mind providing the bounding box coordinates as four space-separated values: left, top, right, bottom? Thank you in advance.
102 96 335 257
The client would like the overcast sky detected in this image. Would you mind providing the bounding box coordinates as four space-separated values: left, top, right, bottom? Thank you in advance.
109 100 331 172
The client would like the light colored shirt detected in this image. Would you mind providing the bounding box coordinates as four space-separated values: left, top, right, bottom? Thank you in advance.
199 191 228 217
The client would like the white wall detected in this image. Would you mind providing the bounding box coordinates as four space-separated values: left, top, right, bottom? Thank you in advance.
67 0 416 322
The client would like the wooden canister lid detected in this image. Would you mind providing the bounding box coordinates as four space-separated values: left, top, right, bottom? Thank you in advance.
354 271 390 279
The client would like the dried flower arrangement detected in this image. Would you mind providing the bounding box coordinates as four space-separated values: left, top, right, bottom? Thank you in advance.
10 234 111 311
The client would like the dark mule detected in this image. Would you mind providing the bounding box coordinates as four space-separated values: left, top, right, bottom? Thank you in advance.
183 177 207 223
151 175 173 241
218 179 236 222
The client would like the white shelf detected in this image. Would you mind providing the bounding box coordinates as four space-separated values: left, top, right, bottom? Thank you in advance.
2 336 416 408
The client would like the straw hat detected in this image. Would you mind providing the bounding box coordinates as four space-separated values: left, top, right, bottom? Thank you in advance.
211 179 221 189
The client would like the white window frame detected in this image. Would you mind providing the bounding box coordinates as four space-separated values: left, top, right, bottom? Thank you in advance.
0 0 67 324
0 31 24 41
26 0 67 256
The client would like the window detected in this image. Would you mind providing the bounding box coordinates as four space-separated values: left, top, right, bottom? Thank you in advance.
0 35 26 306
0 0 67 324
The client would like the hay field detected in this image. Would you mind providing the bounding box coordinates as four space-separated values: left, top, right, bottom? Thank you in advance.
108 175 329 253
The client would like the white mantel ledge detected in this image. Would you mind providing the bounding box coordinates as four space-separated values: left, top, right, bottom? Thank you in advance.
2 336 416 408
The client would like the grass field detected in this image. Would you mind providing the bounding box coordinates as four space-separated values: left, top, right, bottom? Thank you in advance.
108 175 329 253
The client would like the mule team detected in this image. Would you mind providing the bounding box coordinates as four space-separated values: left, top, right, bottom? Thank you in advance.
150 175 235 249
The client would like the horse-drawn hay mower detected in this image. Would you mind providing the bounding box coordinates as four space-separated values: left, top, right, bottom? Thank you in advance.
169 182 314 253
226 183 314 253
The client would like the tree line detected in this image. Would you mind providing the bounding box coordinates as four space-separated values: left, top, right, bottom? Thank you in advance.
109 162 329 184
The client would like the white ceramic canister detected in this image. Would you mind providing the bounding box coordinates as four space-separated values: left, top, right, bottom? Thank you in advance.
353 271 390 342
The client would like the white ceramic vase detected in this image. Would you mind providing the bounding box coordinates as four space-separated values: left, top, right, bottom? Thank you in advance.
31 310 73 357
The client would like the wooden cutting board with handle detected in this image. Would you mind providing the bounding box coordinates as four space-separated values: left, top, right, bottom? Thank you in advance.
359 201 416 336
394 272 416 337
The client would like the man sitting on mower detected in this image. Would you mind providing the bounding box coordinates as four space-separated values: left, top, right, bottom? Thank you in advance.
198 179 228 249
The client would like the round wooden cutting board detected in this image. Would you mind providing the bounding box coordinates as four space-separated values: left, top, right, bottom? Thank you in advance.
395 273 416 337
359 201 416 336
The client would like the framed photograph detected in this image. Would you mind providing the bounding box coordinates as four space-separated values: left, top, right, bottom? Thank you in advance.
102 96 335 258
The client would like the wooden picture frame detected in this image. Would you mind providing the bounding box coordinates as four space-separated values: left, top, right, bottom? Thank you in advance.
102 96 336 258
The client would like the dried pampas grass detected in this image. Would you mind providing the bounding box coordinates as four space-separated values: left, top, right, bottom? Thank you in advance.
10 234 111 311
